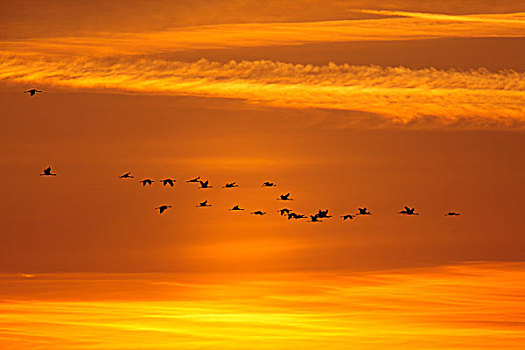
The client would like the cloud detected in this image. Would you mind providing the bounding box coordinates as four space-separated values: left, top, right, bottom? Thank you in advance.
1 55 524 128
1 11 524 56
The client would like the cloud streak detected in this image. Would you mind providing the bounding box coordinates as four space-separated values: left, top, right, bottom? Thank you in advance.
1 11 524 56
1 55 524 128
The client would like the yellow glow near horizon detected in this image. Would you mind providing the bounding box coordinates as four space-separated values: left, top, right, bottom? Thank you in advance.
1 262 524 349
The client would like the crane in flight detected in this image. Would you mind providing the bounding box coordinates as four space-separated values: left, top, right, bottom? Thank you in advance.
398 206 419 215
40 166 56 176
197 200 211 207
119 172 134 179
161 178 176 187
155 205 172 214
356 207 371 215
140 179 154 186
25 89 42 96
278 193 292 201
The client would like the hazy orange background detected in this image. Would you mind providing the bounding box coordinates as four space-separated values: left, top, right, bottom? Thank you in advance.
0 1 524 349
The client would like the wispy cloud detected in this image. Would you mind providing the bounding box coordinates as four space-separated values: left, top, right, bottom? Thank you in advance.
1 11 524 56
2 56 524 128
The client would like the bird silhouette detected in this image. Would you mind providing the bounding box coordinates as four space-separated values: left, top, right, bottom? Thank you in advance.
155 205 172 214
25 89 42 96
140 179 154 186
356 207 371 215
40 166 56 176
161 178 176 187
197 200 211 207
399 206 419 215
278 193 292 201
445 211 460 216
316 209 331 218
187 177 200 183
229 205 244 211
309 214 322 222
223 182 238 188
119 172 134 179
198 180 212 188
262 181 276 187
287 213 306 220
278 208 292 216
341 214 354 220
251 211 266 215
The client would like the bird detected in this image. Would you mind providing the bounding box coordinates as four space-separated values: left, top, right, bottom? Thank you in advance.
161 178 176 187
341 214 354 220
251 211 266 215
119 172 134 179
155 205 172 214
288 212 306 220
198 180 212 189
356 207 371 215
140 179 154 186
223 182 238 188
309 214 322 222
197 200 211 207
399 206 419 215
39 166 56 176
187 177 200 183
25 89 42 96
316 209 331 218
229 205 244 211
445 211 460 216
262 181 276 187
278 208 292 216
278 193 292 201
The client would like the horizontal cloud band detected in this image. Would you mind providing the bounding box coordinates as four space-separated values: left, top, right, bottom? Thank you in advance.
1 56 524 128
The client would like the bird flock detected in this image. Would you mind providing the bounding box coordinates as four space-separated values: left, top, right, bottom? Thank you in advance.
40 166 461 221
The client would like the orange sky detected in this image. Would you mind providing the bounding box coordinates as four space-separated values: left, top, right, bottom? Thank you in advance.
0 1 524 349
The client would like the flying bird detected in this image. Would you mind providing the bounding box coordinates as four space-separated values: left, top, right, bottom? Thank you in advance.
341 214 354 220
316 209 331 218
278 193 292 201
287 213 306 220
251 211 266 215
262 181 276 187
119 172 134 179
445 211 460 216
155 205 172 214
356 207 371 215
278 208 292 216
25 89 42 96
399 206 419 215
40 166 56 176
161 178 176 187
223 182 238 188
198 180 212 188
140 179 154 186
187 177 200 183
197 200 211 207
229 205 244 211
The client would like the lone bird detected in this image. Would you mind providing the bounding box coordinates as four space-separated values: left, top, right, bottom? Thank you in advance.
262 181 276 187
198 180 212 189
356 207 371 215
399 206 419 215
251 211 266 215
155 205 172 214
445 211 460 216
25 89 42 96
223 182 238 188
288 213 306 220
278 208 292 216
40 166 56 176
229 205 244 211
161 178 176 187
140 179 154 186
197 200 211 207
187 177 200 183
316 209 331 218
119 172 134 179
341 214 354 220
278 193 292 201
309 214 322 222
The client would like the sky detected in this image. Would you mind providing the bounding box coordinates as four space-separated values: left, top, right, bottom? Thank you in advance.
0 1 524 349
